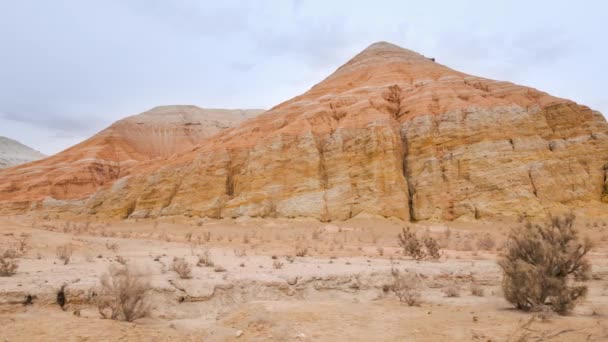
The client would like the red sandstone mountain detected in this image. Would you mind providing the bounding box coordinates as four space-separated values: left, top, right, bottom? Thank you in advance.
0 106 262 212
1 42 607 220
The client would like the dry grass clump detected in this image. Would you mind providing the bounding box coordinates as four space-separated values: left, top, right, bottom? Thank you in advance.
97 264 151 322
234 248 247 258
202 231 212 243
56 243 73 265
390 268 422 306
295 241 308 257
197 250 214 267
272 260 284 269
171 258 192 279
17 234 29 253
471 284 485 297
184 232 193 243
397 227 441 260
105 242 119 252
114 255 128 265
442 284 461 297
2 248 19 259
498 214 591 314
0 250 19 277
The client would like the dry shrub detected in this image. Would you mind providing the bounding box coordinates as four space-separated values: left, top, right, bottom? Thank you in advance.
2 248 19 259
115 255 128 265
423 236 441 260
0 252 19 277
234 248 247 258
498 214 591 314
273 260 284 269
197 250 214 267
56 244 73 265
476 233 496 251
17 234 29 253
442 284 461 297
171 258 192 279
295 242 308 257
184 232 193 242
397 227 441 260
390 268 422 306
471 284 485 297
97 264 151 322
105 242 119 252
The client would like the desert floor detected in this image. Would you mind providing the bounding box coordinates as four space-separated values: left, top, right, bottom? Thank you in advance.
0 214 607 341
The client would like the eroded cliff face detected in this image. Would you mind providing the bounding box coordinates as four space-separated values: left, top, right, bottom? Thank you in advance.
79 42 608 221
2 42 608 220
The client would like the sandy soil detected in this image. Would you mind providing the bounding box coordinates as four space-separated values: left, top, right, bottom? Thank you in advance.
1 214 607 341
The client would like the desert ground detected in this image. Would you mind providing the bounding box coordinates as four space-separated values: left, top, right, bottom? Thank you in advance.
0 214 607 341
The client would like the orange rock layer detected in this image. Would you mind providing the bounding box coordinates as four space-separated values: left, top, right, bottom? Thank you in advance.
1 42 607 220
0 106 262 212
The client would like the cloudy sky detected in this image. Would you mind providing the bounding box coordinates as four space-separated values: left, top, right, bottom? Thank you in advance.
1 0 606 155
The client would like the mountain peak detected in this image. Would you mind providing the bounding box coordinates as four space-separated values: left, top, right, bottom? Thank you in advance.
352 41 432 64
305 41 450 96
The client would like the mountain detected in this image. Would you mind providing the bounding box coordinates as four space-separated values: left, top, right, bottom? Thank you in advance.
2 42 607 220
0 136 45 169
0 106 263 213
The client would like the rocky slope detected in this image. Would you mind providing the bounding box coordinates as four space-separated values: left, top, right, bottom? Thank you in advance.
2 42 608 220
0 106 263 212
0 136 45 169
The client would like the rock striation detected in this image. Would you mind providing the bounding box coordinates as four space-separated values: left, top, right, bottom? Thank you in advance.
0 136 46 169
0 106 263 213
1 42 607 220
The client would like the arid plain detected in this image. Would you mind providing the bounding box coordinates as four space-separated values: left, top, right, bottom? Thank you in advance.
1 213 607 341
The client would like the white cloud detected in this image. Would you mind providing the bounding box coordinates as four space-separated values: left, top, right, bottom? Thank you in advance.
0 0 606 154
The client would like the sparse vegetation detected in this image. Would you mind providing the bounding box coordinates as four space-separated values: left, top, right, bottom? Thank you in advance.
171 258 192 279
184 232 193 242
197 250 214 267
390 268 422 306
97 264 151 322
17 234 29 253
471 284 485 297
397 227 441 260
442 284 461 297
423 236 441 260
295 242 308 257
56 243 73 265
0 251 19 277
115 255 128 265
273 260 284 269
498 214 591 314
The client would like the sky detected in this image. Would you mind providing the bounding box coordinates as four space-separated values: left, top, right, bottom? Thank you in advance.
0 0 607 155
